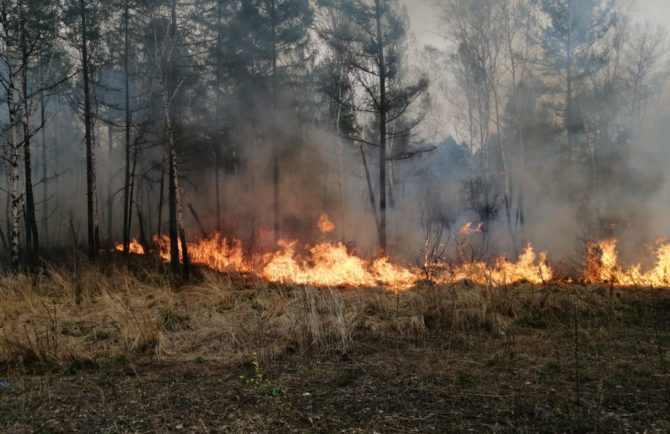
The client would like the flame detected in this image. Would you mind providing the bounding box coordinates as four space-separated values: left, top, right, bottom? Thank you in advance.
154 233 247 272
262 241 376 287
142 234 554 290
585 239 670 287
114 240 145 255
449 244 552 286
459 222 483 236
116 220 670 290
317 212 336 234
371 257 417 290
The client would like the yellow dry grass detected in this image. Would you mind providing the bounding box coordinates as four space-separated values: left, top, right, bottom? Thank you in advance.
0 264 656 370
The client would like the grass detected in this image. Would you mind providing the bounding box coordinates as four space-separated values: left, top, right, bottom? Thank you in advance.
0 263 357 370
0 262 668 432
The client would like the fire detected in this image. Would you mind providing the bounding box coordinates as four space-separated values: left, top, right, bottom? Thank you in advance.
114 240 145 255
449 244 552 286
586 239 670 287
154 233 247 272
262 241 376 287
145 234 554 290
117 218 670 290
459 222 483 236
371 257 417 290
317 212 336 234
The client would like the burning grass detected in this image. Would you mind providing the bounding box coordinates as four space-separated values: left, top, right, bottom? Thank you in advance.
119 223 670 291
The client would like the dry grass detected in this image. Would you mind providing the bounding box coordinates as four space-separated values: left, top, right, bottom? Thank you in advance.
0 265 357 370
0 264 667 373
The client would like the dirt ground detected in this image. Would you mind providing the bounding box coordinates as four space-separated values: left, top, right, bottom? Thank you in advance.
1 287 669 434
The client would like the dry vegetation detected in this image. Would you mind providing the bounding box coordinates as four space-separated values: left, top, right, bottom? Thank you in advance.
0 263 669 432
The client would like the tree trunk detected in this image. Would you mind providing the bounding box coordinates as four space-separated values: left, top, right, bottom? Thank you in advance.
360 144 380 233
271 0 280 242
7 83 22 269
122 1 132 256
106 123 114 239
172 144 190 278
20 10 39 265
504 6 527 230
157 161 165 235
214 0 223 233
491 85 516 254
127 126 139 247
80 0 99 261
335 58 347 241
41 93 49 247
165 0 189 278
167 128 179 271
375 0 387 255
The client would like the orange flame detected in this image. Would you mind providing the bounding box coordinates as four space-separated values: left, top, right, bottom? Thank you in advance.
262 241 375 287
585 239 670 287
449 244 552 286
459 222 483 236
154 233 247 273
114 240 145 255
317 212 336 234
143 233 555 290
116 219 670 290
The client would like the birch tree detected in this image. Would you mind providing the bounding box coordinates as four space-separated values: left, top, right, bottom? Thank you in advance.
1 0 60 267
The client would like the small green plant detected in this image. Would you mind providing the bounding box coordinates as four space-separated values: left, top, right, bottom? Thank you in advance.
240 352 283 396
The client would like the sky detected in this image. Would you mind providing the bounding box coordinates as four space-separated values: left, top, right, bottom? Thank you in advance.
401 0 670 49
398 0 670 140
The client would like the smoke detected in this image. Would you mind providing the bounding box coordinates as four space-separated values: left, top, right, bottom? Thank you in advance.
5 0 670 273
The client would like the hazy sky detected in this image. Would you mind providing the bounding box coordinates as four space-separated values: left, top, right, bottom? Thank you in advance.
401 0 670 49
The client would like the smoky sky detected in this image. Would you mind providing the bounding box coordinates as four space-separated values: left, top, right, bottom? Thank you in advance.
402 0 670 48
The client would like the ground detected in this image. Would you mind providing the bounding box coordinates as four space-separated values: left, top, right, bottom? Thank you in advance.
0 266 669 433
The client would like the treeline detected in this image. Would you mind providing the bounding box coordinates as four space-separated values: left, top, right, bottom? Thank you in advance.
441 0 668 255
0 0 667 272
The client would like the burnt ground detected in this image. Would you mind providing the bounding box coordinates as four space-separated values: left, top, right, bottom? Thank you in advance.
1 290 669 433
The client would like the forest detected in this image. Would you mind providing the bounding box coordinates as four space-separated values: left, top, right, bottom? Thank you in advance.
1 0 670 432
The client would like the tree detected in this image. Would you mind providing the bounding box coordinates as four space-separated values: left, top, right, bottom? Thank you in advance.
316 0 363 239
444 0 538 248
146 0 191 276
337 0 428 254
623 22 668 124
539 0 616 164
0 0 60 267
230 0 313 240
63 0 110 261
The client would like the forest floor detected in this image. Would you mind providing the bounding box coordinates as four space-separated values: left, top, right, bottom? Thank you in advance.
0 263 669 433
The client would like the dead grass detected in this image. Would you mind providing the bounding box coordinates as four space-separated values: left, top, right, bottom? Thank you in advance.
0 265 358 370
0 264 667 374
